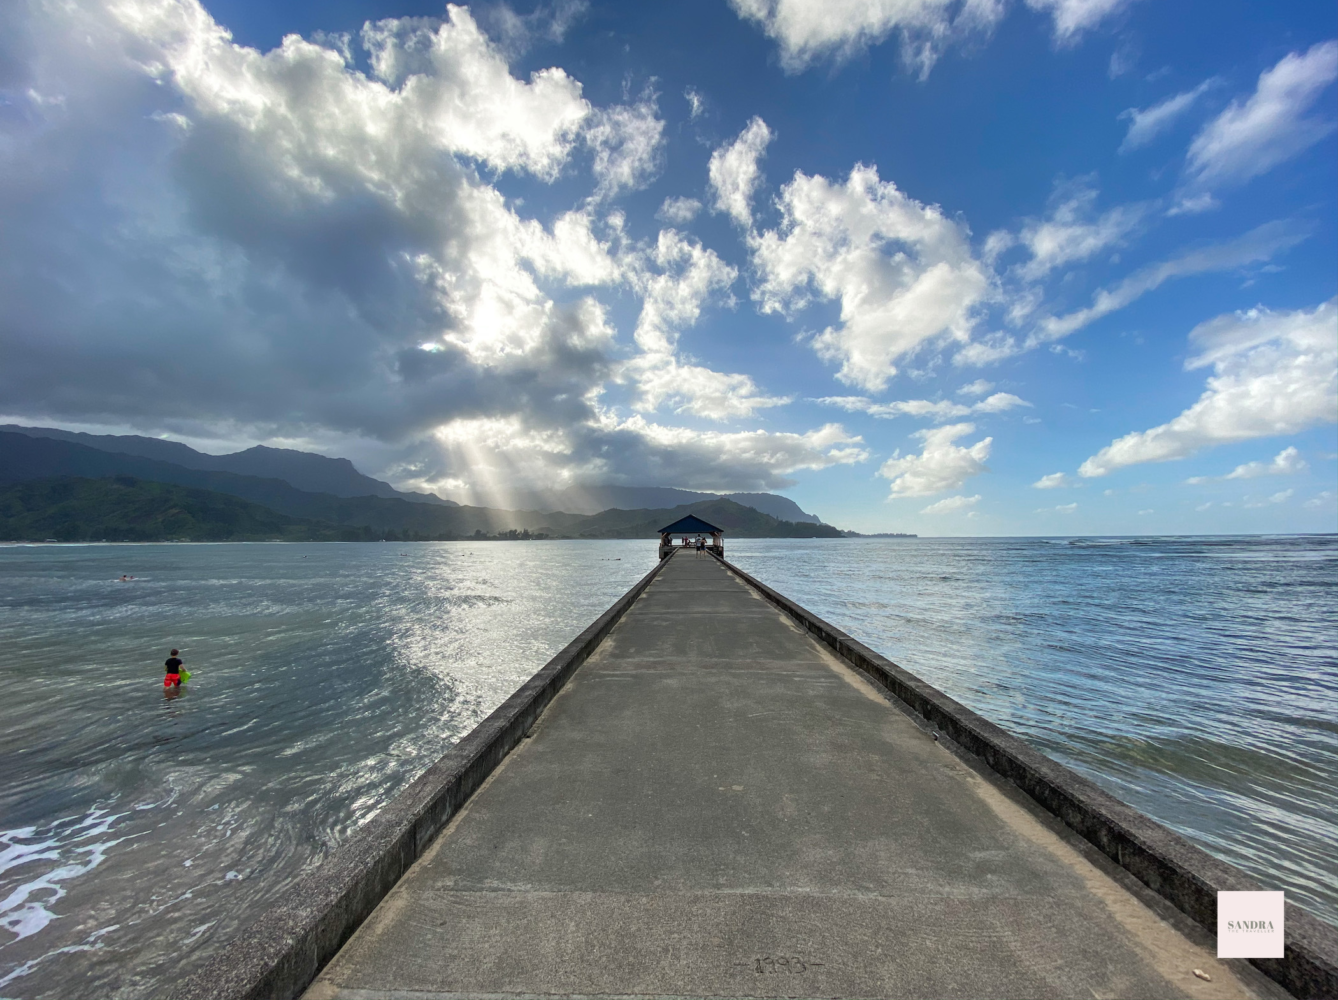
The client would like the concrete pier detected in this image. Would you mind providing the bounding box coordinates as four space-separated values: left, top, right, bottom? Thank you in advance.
302 553 1283 1000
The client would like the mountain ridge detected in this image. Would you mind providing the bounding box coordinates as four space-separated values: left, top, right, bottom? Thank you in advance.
0 475 844 541
0 437 847 538
0 425 457 505
1 427 826 525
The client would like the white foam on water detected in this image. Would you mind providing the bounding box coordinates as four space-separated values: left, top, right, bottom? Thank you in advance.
0 924 120 990
0 809 133 946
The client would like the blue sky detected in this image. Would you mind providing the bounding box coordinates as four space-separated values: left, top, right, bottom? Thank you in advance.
1 0 1334 533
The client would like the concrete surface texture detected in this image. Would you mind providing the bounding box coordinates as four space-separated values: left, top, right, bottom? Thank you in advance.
306 554 1278 1000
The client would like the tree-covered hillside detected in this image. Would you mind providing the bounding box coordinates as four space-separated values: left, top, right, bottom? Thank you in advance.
0 477 371 542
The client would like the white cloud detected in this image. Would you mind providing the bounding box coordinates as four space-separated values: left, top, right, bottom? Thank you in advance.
1244 489 1293 509
1080 299 1337 476
728 0 1005 77
955 334 1021 367
1167 193 1219 217
630 231 737 359
921 494 981 514
1184 41 1338 192
684 86 705 119
1015 181 1146 281
1304 491 1333 509
1107 41 1137 78
1119 78 1217 152
707 117 773 228
1033 472 1072 488
479 0 589 58
353 9 591 178
958 379 994 395
585 92 666 199
819 392 1028 421
753 164 990 392
1035 501 1078 513
1260 446 1314 477
1035 220 1308 343
972 391 1030 413
599 415 869 483
429 410 867 495
1185 445 1308 483
657 197 702 224
624 230 788 421
0 0 845 495
822 396 968 420
1022 0 1136 44
880 422 991 497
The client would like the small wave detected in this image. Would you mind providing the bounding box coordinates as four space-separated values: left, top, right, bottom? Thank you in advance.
0 808 133 946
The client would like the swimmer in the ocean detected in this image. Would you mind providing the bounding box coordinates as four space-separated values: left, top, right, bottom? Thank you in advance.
164 648 184 689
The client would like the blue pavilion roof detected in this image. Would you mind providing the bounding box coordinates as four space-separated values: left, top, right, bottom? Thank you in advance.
658 514 723 535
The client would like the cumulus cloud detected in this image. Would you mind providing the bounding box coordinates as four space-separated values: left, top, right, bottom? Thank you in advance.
880 422 991 497
1033 472 1073 488
0 0 838 494
425 411 866 496
1244 489 1293 509
1119 78 1217 153
1079 299 1337 477
585 92 667 199
1183 41 1338 194
1035 220 1309 343
624 230 789 421
1022 0 1136 44
957 379 994 395
1035 501 1078 513
1013 181 1147 281
1304 492 1333 509
753 164 990 392
354 9 591 177
727 0 1005 77
819 392 1028 421
708 117 773 228
657 196 702 224
1185 445 1308 483
3 1 602 424
920 493 980 514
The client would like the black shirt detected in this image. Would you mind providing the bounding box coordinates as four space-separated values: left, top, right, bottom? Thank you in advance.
165 657 183 674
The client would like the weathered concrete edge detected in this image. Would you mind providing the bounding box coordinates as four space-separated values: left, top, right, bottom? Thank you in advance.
176 551 677 1000
718 554 1337 1000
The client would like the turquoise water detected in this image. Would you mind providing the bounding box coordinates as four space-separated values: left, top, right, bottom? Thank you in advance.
0 536 1334 998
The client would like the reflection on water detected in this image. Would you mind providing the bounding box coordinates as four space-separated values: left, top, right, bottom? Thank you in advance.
0 541 658 999
727 535 1337 929
0 537 1333 998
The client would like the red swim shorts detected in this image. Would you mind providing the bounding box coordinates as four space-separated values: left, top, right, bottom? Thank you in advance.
164 673 181 688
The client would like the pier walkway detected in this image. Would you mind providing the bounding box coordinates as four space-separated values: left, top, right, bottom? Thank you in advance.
306 552 1270 1000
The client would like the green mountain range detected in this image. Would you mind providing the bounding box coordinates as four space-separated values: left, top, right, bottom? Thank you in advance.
0 476 844 542
0 429 859 542
0 477 372 542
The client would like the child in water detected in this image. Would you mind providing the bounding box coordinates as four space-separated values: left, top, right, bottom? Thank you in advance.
164 648 184 689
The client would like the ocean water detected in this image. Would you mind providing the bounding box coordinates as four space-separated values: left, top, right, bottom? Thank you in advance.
0 536 1334 998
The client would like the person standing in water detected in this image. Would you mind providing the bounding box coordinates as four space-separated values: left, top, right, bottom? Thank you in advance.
164 648 184 689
